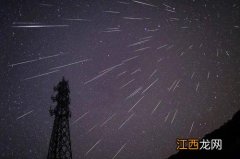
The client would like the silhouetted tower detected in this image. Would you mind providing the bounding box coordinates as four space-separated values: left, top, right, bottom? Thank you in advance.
47 77 72 159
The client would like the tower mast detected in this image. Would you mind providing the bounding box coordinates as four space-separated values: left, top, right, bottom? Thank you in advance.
47 77 72 159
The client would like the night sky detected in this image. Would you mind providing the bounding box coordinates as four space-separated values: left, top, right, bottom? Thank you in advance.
1 0 240 158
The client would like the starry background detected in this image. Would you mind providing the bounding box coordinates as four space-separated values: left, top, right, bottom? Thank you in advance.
1 0 240 158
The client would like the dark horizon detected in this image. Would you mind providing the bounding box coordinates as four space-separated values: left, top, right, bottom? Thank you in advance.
168 109 240 159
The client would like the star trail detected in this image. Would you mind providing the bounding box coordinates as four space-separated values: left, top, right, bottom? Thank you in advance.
1 0 240 158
